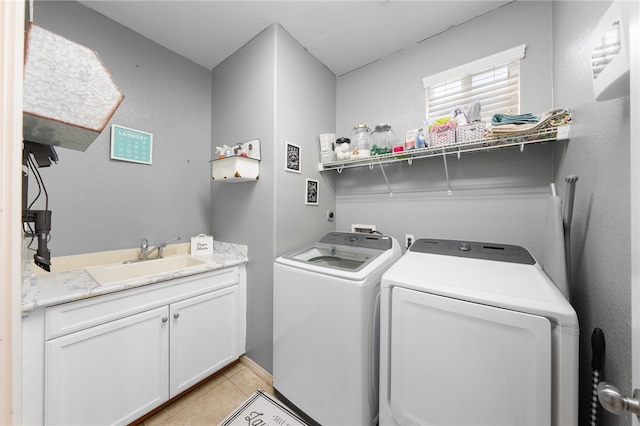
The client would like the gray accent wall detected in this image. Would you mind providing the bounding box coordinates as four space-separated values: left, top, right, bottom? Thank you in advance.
334 1 632 425
30 1 212 256
552 2 631 425
334 1 556 258
210 25 336 371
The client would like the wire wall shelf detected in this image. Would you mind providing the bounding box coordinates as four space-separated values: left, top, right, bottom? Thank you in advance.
319 125 571 172
318 125 571 196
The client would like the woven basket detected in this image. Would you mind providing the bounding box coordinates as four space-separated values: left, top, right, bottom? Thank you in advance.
455 121 486 144
429 127 456 147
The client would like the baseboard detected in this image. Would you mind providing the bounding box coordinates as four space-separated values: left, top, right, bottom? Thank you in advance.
239 355 273 386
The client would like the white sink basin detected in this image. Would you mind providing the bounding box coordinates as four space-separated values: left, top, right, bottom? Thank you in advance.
86 255 208 286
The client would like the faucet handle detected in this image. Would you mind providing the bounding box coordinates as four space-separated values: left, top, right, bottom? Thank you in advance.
140 238 148 251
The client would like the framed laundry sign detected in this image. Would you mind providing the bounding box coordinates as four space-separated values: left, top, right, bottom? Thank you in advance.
110 124 153 164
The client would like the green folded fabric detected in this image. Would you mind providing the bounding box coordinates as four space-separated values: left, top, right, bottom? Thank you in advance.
491 113 540 126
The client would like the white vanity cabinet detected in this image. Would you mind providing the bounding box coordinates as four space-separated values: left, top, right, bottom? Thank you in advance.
23 264 247 426
169 285 240 396
46 306 170 425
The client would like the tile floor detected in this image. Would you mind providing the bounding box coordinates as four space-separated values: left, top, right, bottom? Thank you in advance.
135 358 274 426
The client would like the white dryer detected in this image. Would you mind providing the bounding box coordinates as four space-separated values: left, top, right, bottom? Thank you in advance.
379 238 579 426
274 232 401 426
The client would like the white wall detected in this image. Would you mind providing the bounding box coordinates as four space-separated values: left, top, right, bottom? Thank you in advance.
211 24 336 371
30 1 212 256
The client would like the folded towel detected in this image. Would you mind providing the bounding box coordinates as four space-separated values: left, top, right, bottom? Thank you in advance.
488 108 571 135
491 112 540 126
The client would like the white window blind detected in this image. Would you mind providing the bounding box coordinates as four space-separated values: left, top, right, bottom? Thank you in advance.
423 45 526 123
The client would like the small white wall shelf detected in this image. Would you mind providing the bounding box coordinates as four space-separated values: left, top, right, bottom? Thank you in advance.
318 125 571 196
211 139 260 182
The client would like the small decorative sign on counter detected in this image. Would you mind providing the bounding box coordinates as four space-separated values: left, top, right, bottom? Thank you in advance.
110 124 153 164
191 234 214 257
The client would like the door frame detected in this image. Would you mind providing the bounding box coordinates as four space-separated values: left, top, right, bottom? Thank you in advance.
0 0 25 424
631 3 639 425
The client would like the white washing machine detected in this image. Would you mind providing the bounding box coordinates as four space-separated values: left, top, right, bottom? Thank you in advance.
379 238 579 426
274 232 402 426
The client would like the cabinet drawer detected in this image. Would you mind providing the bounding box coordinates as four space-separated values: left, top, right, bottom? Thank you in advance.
46 267 238 340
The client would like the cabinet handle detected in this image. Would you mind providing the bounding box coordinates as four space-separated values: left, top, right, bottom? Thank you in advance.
162 317 168 323
174 313 180 319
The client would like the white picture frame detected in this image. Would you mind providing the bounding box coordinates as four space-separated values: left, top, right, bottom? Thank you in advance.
305 179 319 206
285 141 301 173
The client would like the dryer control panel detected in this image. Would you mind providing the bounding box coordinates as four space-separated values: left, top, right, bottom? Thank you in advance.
410 238 535 264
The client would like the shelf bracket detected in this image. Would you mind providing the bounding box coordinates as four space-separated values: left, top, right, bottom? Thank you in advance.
377 162 393 197
442 149 452 195
407 158 413 166
337 166 344 174
520 143 525 152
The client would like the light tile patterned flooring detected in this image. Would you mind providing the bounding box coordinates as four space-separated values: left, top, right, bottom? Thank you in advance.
137 358 274 426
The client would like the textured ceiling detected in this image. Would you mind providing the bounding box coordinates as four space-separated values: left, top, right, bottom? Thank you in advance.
79 1 513 76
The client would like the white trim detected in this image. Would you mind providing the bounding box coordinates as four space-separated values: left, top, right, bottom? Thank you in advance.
629 0 640 424
0 1 25 424
422 44 527 89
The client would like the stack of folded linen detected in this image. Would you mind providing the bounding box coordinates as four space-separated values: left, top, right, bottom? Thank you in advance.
489 108 571 135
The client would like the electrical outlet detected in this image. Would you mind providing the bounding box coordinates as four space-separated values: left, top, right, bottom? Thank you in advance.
327 210 335 221
405 234 414 249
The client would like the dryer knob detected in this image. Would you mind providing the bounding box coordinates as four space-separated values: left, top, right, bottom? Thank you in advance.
458 242 471 252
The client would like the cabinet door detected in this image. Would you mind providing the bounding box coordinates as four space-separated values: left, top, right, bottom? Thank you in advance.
170 286 239 397
46 306 169 426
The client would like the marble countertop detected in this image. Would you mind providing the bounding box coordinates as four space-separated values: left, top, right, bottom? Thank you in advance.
22 241 248 313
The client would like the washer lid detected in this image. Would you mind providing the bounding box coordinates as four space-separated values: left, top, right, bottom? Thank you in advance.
276 232 399 279
382 239 578 329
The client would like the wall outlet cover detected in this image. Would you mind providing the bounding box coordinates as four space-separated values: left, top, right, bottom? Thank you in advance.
405 234 415 249
351 224 376 233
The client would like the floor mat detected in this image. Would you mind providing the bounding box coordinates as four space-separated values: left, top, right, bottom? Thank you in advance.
219 389 310 426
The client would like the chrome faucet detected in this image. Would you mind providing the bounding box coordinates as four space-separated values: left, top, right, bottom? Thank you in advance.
140 236 181 260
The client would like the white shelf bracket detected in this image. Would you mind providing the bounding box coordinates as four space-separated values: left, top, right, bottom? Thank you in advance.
457 150 461 160
369 164 374 170
378 162 393 197
442 149 452 195
520 143 525 152
407 158 413 166
557 125 571 140
337 167 344 174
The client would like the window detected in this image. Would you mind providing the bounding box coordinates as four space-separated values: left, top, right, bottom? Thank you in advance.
423 45 526 124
